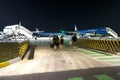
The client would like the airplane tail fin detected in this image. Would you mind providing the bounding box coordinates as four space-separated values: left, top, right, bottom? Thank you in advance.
18 21 21 29
60 29 65 33
19 21 21 26
74 24 77 31
35 28 39 32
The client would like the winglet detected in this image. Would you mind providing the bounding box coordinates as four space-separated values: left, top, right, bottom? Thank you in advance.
74 24 77 31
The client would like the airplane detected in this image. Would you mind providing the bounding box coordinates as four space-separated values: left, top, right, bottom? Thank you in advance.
3 22 44 39
32 31 67 37
60 24 118 39
32 26 67 38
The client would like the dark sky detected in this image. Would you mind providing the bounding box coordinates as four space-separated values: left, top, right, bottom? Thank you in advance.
0 0 120 35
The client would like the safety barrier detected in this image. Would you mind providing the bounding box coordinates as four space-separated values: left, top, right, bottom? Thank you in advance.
0 61 9 68
0 41 29 68
77 39 120 54
18 41 29 57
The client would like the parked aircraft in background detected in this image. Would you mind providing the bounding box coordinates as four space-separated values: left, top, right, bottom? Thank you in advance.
32 27 67 38
32 31 67 37
61 24 118 38
2 22 118 40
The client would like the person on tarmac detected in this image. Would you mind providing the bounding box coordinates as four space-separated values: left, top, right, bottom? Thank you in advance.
52 35 59 50
59 35 64 50
71 34 77 49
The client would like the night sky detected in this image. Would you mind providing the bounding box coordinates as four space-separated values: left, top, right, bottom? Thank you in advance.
0 0 120 35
